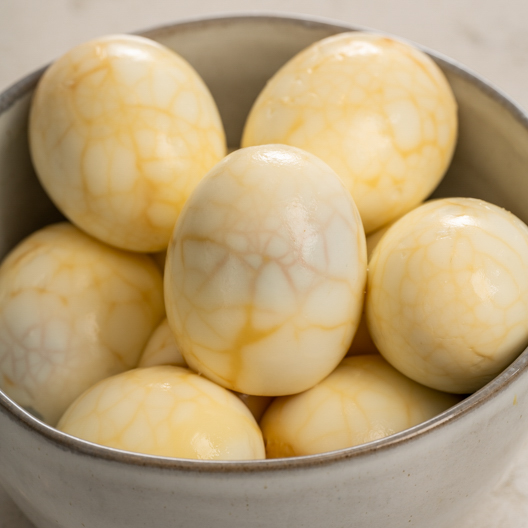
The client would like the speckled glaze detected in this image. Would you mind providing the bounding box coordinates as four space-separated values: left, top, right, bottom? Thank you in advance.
2 14 528 528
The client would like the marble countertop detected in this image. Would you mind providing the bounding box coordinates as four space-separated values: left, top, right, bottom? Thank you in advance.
2 0 528 526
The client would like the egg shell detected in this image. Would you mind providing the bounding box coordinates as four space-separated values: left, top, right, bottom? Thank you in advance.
164 144 367 396
367 197 528 393
29 34 226 252
242 32 457 234
0 222 165 425
260 354 460 457
58 365 266 461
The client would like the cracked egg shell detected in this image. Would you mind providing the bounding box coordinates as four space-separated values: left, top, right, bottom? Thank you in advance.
164 144 367 397
260 355 460 458
367 197 528 394
58 366 266 460
0 222 165 425
29 34 226 252
242 32 457 234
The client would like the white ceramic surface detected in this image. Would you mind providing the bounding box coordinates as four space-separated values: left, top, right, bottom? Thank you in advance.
1 14 528 528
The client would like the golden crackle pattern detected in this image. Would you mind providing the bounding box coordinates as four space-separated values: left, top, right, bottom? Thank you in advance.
57 366 265 460
367 198 528 393
29 34 226 252
138 317 273 421
260 355 460 457
242 32 457 234
0 222 165 425
164 145 367 397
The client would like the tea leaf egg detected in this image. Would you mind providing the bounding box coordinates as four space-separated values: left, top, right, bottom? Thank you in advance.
242 32 457 234
261 355 460 457
58 366 265 460
164 144 367 396
367 198 528 393
29 34 226 252
0 223 165 425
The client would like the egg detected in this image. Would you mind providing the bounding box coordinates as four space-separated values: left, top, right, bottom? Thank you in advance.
138 318 187 369
260 355 460 457
164 144 367 396
0 222 165 425
242 32 457 234
367 197 528 393
29 34 226 252
57 366 266 460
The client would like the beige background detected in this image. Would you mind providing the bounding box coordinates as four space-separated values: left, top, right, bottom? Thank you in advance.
2 0 528 526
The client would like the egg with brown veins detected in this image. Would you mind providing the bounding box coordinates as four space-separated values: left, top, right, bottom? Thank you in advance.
165 144 367 397
367 198 528 394
0 222 165 425
261 355 460 457
242 32 457 234
58 366 265 460
29 34 226 252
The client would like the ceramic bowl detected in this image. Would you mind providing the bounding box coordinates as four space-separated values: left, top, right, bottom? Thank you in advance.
2 13 528 528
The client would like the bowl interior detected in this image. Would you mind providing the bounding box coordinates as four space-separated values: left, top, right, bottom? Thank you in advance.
1 13 528 467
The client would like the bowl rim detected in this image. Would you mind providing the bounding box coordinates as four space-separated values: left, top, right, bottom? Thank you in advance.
2 11 528 474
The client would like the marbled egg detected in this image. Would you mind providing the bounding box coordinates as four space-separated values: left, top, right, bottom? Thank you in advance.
165 144 367 396
242 32 457 233
29 34 226 252
261 355 460 457
0 222 165 425
367 198 528 393
58 366 265 460
138 318 187 369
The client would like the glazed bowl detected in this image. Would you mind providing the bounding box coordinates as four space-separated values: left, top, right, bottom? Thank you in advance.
2 13 528 528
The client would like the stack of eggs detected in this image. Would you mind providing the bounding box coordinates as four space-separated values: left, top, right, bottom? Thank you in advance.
1 32 528 461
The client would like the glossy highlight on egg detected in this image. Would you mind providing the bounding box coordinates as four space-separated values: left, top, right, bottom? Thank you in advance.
367 198 528 393
164 144 367 397
242 32 457 234
29 34 226 252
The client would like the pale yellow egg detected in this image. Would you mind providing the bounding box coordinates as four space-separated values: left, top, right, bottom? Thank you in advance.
58 366 265 460
29 34 226 252
260 355 460 458
242 32 457 234
165 144 367 396
0 222 165 425
367 198 528 393
138 318 187 369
